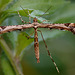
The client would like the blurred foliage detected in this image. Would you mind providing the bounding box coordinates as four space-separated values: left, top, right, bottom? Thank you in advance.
0 0 75 75
1 53 15 75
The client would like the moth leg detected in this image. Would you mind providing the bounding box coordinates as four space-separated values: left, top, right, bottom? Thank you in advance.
41 20 50 24
41 20 46 23
27 9 31 24
37 30 59 73
25 31 34 39
17 10 26 23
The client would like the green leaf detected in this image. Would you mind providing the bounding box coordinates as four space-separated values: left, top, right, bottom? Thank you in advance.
0 38 23 75
0 0 12 11
2 32 18 50
48 4 75 23
38 29 67 42
1 53 15 75
7 0 75 23
0 0 13 24
8 0 66 11
15 32 34 59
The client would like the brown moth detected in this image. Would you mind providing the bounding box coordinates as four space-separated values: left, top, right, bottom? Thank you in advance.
0 8 75 73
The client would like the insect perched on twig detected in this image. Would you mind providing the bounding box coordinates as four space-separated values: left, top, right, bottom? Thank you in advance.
0 6 75 73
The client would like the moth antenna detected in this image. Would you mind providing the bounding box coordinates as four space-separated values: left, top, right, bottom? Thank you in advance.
39 6 52 17
37 30 59 73
20 5 28 15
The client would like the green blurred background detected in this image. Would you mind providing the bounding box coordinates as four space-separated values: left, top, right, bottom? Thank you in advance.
0 0 75 75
